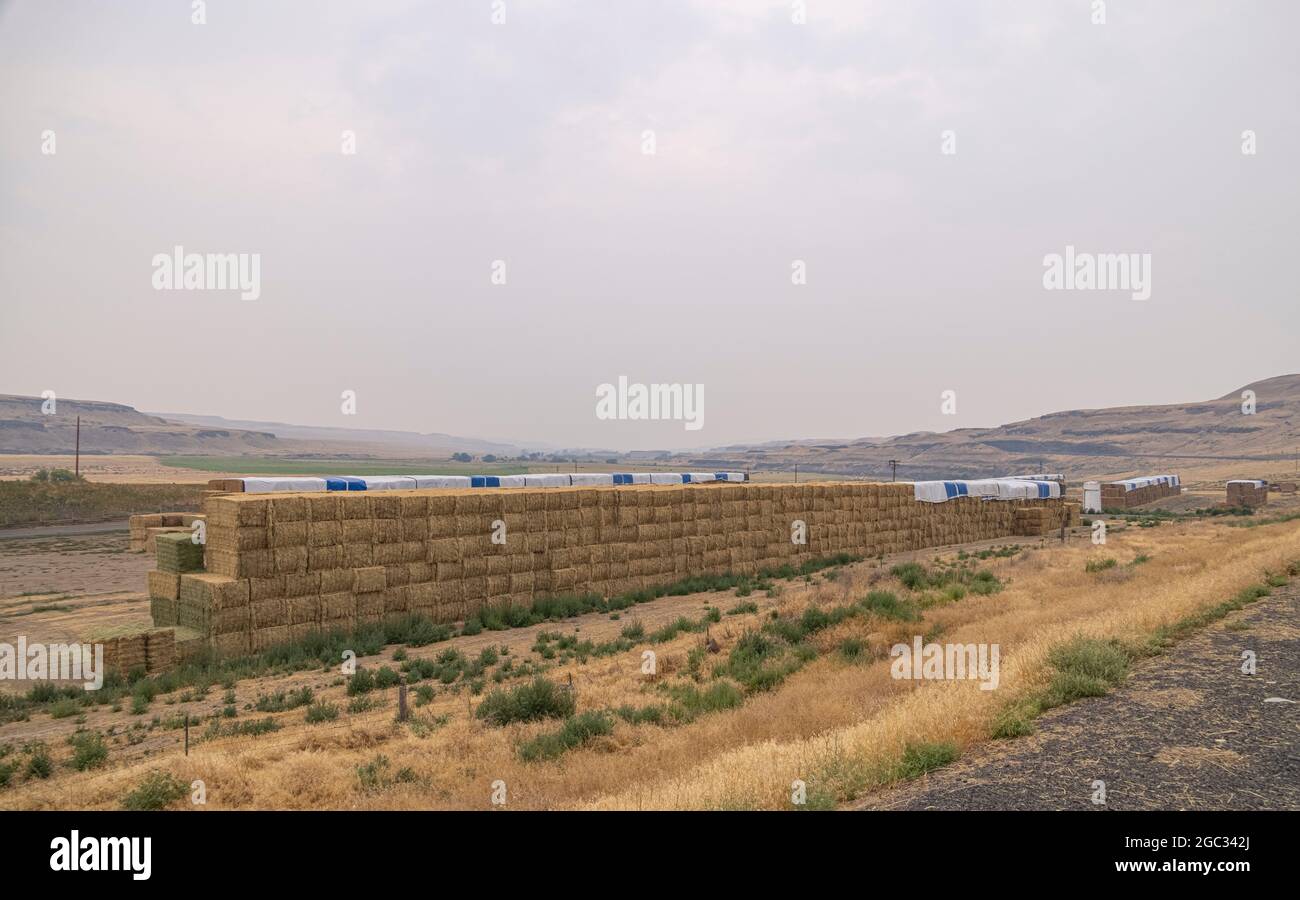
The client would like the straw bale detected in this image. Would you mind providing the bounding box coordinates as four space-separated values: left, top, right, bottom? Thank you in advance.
308 545 344 571
148 570 181 601
354 566 386 593
249 576 286 601
274 545 309 574
252 625 292 651
213 632 250 657
269 520 308 548
251 598 287 629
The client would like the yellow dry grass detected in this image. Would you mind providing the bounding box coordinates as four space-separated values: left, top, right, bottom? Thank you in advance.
3 517 1297 811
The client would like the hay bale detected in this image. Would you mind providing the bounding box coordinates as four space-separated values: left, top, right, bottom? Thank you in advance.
147 570 182 601
144 629 175 674
155 532 205 573
149 597 177 627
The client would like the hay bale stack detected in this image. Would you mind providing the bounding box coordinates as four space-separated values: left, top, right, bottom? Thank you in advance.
195 482 1073 657
99 632 148 677
174 572 249 635
129 514 164 552
148 570 180 626
1100 478 1181 510
1226 480 1269 508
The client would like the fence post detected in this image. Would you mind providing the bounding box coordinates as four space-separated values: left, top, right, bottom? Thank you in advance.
184 713 189 756
397 684 409 722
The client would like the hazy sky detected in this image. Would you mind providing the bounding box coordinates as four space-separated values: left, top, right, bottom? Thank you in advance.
1 0 1296 450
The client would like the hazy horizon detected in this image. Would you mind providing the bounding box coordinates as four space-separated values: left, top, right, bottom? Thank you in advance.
3 1 1297 451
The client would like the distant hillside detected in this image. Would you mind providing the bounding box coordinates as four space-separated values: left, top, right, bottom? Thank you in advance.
680 374 1300 481
5 375 1297 477
0 394 543 459
152 412 537 457
0 394 283 455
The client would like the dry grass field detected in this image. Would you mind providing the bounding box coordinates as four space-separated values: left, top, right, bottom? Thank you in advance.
2 510 1297 811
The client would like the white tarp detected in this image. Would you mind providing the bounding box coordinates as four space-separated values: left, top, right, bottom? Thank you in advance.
962 479 1004 498
241 477 329 493
913 478 1060 503
1112 474 1179 491
524 474 572 487
998 480 1039 499
569 473 613 486
913 481 952 503
1227 480 1266 487
238 471 750 493
359 476 419 491
411 475 472 489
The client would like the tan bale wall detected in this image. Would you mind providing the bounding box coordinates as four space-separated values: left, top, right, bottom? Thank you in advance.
1100 481 1181 509
1226 483 1269 508
169 483 1073 655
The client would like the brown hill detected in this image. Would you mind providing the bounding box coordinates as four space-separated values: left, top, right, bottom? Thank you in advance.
0 394 282 455
685 375 1300 481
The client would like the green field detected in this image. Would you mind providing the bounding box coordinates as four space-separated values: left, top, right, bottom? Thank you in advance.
156 456 827 482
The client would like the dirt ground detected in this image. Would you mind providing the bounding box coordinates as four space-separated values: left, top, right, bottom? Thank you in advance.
0 530 153 599
0 455 234 484
858 585 1300 811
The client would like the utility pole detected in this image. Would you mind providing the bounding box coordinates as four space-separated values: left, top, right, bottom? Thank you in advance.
889 459 899 482
74 415 80 479
794 464 798 484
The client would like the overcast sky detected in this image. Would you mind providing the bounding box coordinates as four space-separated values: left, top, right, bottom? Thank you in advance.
1 0 1296 451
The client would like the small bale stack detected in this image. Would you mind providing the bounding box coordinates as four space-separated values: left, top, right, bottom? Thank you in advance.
1273 481 1297 494
97 631 148 677
147 571 181 626
1013 501 1082 535
129 514 162 552
1226 480 1269 509
129 513 205 552
1100 476 1181 510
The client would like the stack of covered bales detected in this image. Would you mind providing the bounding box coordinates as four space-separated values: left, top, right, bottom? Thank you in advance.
1100 475 1181 510
1226 480 1269 508
159 482 1073 658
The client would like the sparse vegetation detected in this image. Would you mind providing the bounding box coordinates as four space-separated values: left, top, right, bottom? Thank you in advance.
475 678 574 726
304 701 339 723
121 771 190 810
518 711 614 762
68 732 108 771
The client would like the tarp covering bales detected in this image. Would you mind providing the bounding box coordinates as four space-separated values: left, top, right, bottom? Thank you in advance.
913 479 1062 503
224 472 750 493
